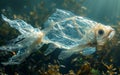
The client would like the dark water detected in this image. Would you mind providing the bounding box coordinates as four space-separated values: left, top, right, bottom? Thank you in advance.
0 0 120 75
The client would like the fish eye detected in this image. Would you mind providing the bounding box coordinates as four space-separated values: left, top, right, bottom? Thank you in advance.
98 29 104 35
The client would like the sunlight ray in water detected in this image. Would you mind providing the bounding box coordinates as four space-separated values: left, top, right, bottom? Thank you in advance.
83 0 120 24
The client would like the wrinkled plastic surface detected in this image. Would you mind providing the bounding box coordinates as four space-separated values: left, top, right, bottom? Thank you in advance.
43 9 97 49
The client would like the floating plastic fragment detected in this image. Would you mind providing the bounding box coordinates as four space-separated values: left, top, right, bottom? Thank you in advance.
0 9 115 65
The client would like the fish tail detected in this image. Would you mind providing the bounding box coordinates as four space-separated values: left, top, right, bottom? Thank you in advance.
0 15 44 64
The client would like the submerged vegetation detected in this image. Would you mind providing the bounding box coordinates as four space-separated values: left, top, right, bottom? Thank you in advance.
0 0 120 75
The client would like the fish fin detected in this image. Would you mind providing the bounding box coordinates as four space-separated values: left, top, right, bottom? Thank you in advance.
44 44 57 55
58 50 77 60
44 9 75 28
0 34 43 65
1 38 43 65
0 34 28 51
0 35 23 51
0 45 19 51
2 47 31 65
1 14 40 34
81 47 96 56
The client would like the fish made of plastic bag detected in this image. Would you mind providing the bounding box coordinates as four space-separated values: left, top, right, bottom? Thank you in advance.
0 9 115 65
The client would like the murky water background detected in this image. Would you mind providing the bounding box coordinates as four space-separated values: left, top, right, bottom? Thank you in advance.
0 0 120 75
